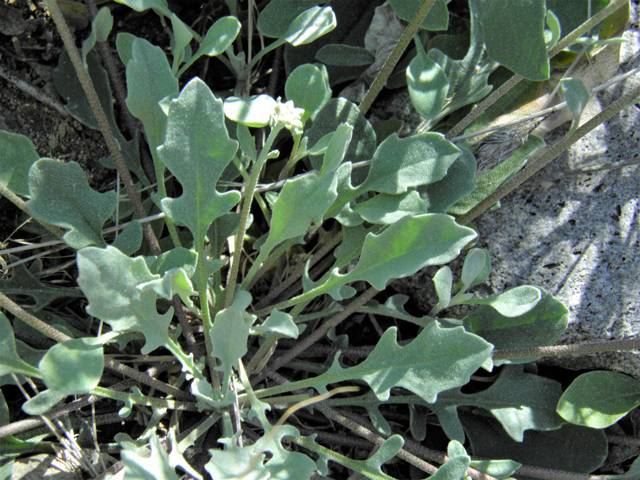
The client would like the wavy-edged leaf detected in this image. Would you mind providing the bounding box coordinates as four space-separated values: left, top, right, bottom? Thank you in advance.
210 291 256 391
312 323 492 403
317 214 476 300
353 191 428 225
27 159 116 249
159 78 241 248
432 364 565 443
358 133 461 195
76 246 173 355
557 371 640 429
285 64 331 124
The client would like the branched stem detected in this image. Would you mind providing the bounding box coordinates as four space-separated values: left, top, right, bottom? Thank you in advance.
225 125 283 309
43 0 160 256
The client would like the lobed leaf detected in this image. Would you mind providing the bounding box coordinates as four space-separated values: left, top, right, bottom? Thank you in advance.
159 78 241 248
314 323 493 403
27 159 116 249
319 214 476 299
76 246 173 355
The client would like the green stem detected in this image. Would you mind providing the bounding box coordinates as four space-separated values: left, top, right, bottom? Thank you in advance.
154 162 182 248
242 237 298 291
225 124 284 309
90 386 197 410
359 0 438 116
44 0 161 256
457 81 640 226
278 132 303 181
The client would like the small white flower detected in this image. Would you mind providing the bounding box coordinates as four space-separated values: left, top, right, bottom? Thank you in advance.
270 98 305 135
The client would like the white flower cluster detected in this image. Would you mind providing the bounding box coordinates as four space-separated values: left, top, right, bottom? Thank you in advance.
270 98 305 136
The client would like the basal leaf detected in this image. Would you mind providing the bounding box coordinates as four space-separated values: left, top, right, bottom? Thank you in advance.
22 390 66 416
27 159 116 249
315 44 374 67
357 133 461 195
461 412 607 474
159 78 241 248
198 16 241 57
253 310 299 339
352 191 427 225
0 314 40 379
121 432 181 480
283 7 336 47
388 0 449 31
0 131 39 198
433 266 453 309
407 37 449 122
285 64 331 123
39 336 111 394
463 285 541 317
316 323 492 403
112 0 171 17
319 214 476 299
257 0 318 38
111 219 143 255
76 246 173 355
430 455 470 480
557 371 640 429
464 287 569 362
460 248 491 289
169 13 192 72
81 6 113 64
223 95 276 128
126 37 179 150
481 0 549 80
259 170 340 258
305 98 376 174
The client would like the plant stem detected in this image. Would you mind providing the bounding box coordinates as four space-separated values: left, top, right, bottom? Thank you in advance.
90 386 197 411
0 291 70 343
457 81 640 226
43 0 160 256
359 0 438 116
225 125 283 309
493 338 640 361
251 286 379 384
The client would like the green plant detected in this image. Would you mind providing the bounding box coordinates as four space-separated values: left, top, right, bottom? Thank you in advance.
1 0 639 479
